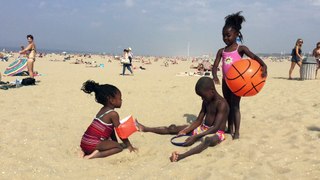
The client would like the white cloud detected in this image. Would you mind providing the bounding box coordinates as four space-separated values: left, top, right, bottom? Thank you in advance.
98 3 108 13
38 1 46 9
185 0 208 8
69 8 79 15
90 21 103 28
125 0 134 7
162 24 190 32
309 0 320 5
141 9 147 14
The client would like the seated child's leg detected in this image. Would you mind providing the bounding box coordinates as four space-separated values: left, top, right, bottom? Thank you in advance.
136 120 187 135
170 134 220 162
84 140 123 159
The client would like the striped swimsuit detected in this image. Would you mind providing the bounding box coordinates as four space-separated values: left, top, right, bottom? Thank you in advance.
80 110 115 154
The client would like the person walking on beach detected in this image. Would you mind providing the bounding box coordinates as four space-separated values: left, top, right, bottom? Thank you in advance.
80 80 137 159
312 42 320 78
289 38 304 80
211 11 267 139
136 77 229 162
128 47 133 62
19 35 37 78
121 49 133 76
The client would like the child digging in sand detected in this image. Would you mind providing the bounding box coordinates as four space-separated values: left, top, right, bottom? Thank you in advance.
80 80 137 159
136 77 229 162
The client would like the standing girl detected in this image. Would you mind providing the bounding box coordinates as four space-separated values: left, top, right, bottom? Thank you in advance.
212 11 267 139
289 38 304 80
80 80 137 159
19 35 37 78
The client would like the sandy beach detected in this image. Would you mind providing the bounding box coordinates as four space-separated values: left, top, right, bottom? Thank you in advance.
0 54 319 179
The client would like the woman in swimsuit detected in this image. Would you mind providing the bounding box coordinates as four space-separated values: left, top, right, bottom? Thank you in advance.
289 38 304 80
19 34 36 78
80 80 137 159
312 42 320 78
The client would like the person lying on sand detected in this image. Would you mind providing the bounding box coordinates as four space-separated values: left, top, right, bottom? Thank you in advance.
70 59 84 64
136 77 229 162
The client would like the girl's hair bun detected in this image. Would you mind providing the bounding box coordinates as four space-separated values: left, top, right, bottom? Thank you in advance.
81 80 99 94
224 11 245 31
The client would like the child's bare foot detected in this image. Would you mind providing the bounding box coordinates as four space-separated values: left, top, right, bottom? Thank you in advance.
78 150 85 158
232 132 240 140
135 119 145 132
83 150 99 159
170 151 180 162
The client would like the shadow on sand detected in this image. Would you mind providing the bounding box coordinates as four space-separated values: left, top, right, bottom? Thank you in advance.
307 126 320 138
272 77 302 81
307 126 320 132
183 114 197 124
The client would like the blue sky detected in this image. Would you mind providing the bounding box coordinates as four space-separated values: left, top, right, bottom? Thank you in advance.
1 0 320 56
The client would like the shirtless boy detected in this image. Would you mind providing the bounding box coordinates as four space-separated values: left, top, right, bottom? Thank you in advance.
136 77 229 162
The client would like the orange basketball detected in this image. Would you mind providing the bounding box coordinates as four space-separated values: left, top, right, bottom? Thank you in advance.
225 59 266 97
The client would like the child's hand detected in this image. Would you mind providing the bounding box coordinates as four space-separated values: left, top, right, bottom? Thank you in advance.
178 129 187 135
213 77 220 85
261 65 268 78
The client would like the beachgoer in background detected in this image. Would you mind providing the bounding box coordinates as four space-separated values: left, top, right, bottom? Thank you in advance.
136 77 229 162
0 52 9 62
121 49 133 75
20 46 27 57
202 60 212 71
142 59 152 64
80 80 137 159
19 35 37 78
197 63 205 75
128 47 133 62
164 61 169 67
212 11 267 139
312 42 320 78
289 38 303 80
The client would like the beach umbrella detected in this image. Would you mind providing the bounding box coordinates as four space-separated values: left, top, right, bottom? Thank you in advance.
3 57 28 76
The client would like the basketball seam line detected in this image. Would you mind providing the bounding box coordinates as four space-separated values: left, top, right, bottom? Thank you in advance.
243 80 266 96
227 59 251 80
251 64 261 78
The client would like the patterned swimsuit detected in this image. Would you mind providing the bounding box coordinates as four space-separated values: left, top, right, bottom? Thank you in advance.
222 45 242 77
80 110 115 154
192 124 225 142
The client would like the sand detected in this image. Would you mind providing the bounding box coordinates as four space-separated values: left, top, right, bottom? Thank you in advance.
0 54 319 179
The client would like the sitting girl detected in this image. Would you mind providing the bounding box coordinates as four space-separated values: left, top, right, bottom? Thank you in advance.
80 80 137 159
